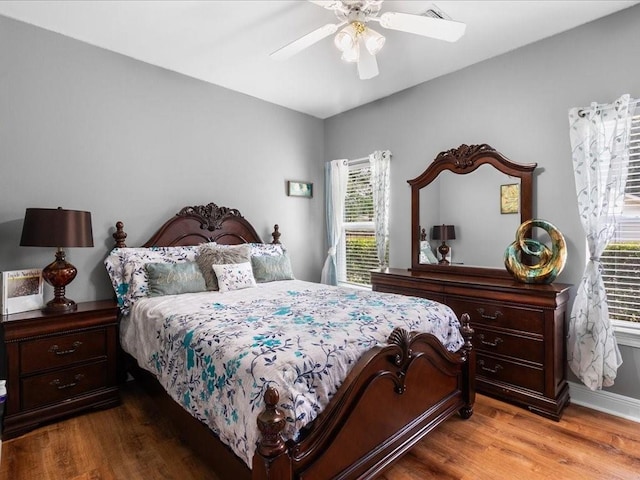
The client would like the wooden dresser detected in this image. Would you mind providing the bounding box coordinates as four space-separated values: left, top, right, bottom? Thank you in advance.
371 268 572 420
1 300 120 439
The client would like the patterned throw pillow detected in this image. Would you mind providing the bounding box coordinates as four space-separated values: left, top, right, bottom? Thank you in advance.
251 252 295 283
211 262 257 292
145 262 207 297
248 243 285 257
105 246 200 313
196 244 251 290
104 248 130 305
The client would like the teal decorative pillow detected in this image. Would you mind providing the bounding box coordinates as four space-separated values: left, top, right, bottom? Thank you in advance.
145 262 207 297
212 262 257 292
251 252 295 283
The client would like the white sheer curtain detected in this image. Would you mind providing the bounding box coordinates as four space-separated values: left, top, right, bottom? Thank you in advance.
321 159 348 285
567 94 636 390
369 150 391 267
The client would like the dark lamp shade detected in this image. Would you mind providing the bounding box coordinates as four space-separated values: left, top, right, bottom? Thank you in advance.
431 225 456 242
20 208 93 248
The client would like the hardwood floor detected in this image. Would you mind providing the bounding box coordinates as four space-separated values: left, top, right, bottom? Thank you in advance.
2 381 639 479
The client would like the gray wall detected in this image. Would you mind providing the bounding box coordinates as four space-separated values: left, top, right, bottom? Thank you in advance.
0 15 326 303
325 5 640 399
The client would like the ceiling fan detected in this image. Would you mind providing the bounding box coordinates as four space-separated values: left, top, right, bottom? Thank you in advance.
270 0 466 80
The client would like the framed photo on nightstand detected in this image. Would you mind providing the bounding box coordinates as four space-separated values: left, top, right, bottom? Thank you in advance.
1 269 43 315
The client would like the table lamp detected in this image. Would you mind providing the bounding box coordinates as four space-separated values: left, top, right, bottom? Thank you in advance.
432 224 456 264
20 207 93 313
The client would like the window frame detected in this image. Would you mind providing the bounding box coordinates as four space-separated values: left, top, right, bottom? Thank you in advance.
336 160 385 288
601 110 640 339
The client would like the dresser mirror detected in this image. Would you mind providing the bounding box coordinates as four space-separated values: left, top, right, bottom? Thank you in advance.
409 144 537 276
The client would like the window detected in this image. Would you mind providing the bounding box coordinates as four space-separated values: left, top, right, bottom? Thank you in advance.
337 162 388 287
602 112 640 324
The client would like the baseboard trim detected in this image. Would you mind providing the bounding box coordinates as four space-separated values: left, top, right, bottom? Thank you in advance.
569 381 640 423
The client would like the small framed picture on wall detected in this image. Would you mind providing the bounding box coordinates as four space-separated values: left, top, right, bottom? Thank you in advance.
500 183 520 214
287 180 313 198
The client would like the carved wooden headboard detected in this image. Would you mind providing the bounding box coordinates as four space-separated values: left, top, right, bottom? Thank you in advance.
112 202 280 248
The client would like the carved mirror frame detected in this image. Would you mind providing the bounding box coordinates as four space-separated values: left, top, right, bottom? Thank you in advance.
409 144 537 278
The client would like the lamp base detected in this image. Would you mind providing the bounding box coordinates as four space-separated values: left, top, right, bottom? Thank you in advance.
43 297 77 313
438 242 450 264
42 248 78 314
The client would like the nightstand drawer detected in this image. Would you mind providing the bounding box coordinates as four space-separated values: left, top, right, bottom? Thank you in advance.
21 361 108 411
20 329 107 374
476 353 544 393
473 326 544 364
448 298 544 334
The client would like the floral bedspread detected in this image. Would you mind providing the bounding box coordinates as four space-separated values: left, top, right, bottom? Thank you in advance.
121 280 463 467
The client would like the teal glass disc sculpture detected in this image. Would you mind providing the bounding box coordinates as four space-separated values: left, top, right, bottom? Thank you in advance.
504 219 567 284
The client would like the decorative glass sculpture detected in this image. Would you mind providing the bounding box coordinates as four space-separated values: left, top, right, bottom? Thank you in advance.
504 219 567 284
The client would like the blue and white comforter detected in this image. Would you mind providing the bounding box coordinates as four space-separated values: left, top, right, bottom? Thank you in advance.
121 280 463 467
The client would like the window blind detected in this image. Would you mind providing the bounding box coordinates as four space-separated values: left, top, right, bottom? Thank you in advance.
602 112 640 323
339 163 387 287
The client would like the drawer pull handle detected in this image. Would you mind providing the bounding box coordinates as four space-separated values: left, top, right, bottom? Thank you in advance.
478 359 503 374
49 341 83 356
50 374 84 390
476 308 503 321
477 334 503 348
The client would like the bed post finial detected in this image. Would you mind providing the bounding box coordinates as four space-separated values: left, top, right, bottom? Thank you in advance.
256 386 286 457
113 221 127 248
253 386 293 479
271 224 281 244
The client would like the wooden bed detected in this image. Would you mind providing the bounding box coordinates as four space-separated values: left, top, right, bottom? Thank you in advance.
111 202 475 480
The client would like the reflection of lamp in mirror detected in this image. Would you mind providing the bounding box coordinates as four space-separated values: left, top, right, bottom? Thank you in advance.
20 207 94 313
432 224 456 264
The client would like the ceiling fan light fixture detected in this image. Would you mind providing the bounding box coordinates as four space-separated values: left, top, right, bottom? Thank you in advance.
363 27 385 55
341 39 360 63
276 0 466 80
334 23 357 51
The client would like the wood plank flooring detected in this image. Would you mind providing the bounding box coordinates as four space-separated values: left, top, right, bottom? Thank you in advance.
2 381 639 479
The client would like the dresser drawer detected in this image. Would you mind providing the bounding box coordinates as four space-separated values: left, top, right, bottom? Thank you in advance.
473 326 544 364
447 298 545 334
21 361 108 411
20 329 107 374
476 353 544 393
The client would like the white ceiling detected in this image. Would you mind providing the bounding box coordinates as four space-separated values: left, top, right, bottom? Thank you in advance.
1 0 637 119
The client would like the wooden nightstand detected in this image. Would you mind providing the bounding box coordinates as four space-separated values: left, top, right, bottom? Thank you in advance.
1 300 120 439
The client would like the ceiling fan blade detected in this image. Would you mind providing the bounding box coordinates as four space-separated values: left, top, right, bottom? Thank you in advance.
308 0 343 9
270 22 342 61
357 44 379 80
378 12 466 42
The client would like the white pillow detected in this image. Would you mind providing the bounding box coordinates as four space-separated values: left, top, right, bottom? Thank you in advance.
212 262 257 292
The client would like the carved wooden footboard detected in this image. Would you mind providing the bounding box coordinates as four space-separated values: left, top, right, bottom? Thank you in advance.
111 203 475 480
253 324 474 480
